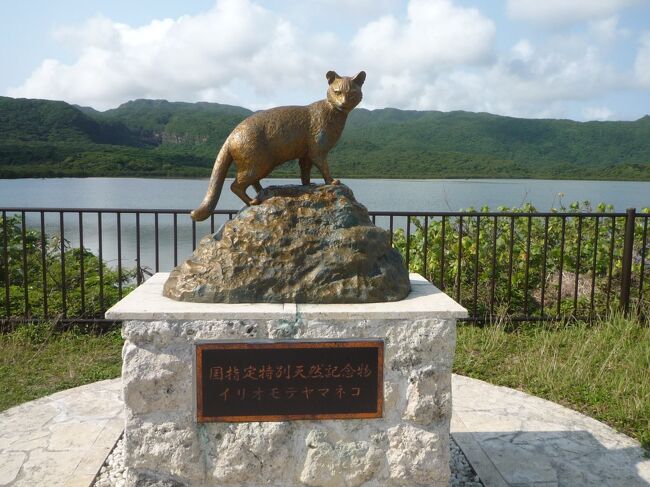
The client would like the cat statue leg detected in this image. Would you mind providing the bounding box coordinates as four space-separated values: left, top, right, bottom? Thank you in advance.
230 174 256 206
313 157 340 185
250 181 264 205
299 157 312 185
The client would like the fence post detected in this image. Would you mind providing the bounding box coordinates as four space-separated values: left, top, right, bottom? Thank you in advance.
620 208 636 315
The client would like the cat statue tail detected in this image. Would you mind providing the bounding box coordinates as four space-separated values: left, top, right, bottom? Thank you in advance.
190 141 234 222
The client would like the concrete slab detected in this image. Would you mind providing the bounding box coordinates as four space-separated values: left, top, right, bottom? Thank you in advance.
451 375 650 487
106 272 468 321
1 365 648 487
0 379 123 487
297 273 467 319
0 451 25 485
105 273 296 320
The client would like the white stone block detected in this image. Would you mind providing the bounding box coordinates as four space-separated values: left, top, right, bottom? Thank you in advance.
108 273 466 487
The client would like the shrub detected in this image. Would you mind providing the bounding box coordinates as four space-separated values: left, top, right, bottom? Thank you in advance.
0 214 134 321
393 202 650 319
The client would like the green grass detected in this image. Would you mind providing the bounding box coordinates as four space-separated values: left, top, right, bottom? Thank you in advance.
1 316 648 454
454 313 650 452
0 323 123 411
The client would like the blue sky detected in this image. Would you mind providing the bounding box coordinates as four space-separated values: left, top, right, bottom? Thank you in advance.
2 0 650 120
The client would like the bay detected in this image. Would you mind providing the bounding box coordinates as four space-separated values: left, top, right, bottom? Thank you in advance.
1 177 650 212
1 177 649 274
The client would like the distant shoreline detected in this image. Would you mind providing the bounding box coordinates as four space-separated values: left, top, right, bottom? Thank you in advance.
1 174 649 183
2 97 649 183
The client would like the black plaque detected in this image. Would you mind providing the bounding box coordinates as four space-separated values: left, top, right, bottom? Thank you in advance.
196 340 384 422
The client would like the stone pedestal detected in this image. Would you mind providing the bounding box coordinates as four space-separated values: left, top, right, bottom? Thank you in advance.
106 273 467 487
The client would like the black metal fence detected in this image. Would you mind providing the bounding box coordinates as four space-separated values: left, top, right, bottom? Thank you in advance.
1 207 648 326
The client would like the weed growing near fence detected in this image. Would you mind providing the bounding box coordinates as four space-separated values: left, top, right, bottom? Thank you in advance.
0 322 123 411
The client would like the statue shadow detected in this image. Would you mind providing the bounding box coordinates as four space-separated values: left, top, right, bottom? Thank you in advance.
452 429 650 486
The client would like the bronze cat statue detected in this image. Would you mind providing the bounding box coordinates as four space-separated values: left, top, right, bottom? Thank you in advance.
190 70 366 221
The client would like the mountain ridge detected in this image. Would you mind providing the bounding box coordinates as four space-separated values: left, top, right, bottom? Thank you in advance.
0 95 648 180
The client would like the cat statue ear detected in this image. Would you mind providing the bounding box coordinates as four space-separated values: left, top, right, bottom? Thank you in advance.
326 71 340 85
352 71 366 87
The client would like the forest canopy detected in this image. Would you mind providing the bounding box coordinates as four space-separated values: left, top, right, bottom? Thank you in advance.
1 96 649 180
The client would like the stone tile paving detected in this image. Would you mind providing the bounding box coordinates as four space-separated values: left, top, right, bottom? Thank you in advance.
0 379 123 487
451 375 650 487
2 375 648 487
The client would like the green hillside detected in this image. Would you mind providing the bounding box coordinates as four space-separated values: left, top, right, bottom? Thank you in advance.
0 96 649 180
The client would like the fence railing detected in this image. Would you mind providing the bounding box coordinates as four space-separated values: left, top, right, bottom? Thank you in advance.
1 207 648 326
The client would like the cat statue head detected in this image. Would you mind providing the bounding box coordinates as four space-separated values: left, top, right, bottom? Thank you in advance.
326 70 366 113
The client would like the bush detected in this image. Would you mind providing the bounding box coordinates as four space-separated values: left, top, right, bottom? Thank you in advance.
0 214 135 321
393 202 650 319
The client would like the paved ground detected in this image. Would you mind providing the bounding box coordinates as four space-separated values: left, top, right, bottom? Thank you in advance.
452 375 650 487
0 376 648 487
0 380 123 487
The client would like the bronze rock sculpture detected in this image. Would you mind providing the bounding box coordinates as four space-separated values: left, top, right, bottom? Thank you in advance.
165 184 411 303
190 70 366 221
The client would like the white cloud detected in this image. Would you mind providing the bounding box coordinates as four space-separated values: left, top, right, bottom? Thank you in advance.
9 0 328 109
383 36 622 119
583 106 614 120
635 32 650 87
8 0 498 112
277 0 396 19
507 0 644 25
350 0 496 110
589 16 629 44
53 16 123 50
352 0 495 71
511 39 534 61
6 0 645 120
